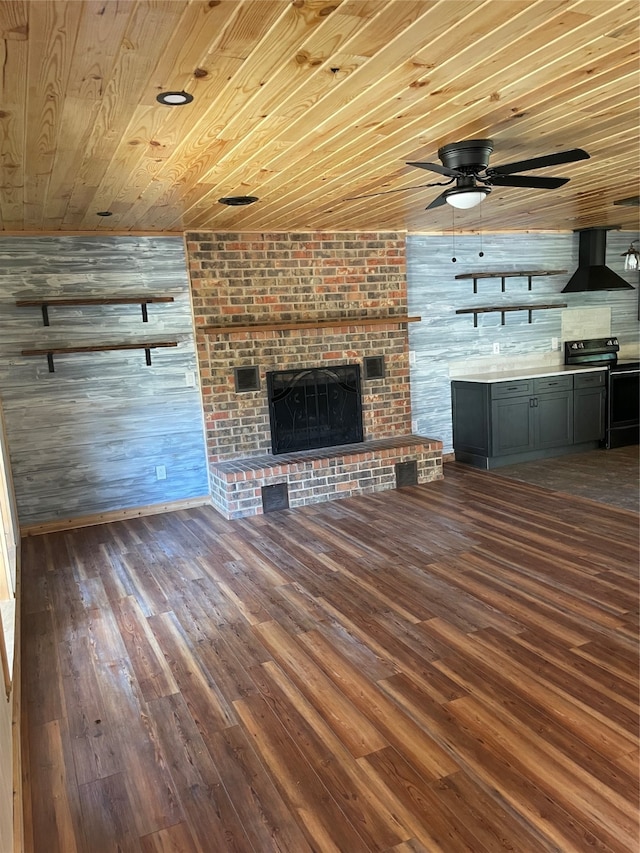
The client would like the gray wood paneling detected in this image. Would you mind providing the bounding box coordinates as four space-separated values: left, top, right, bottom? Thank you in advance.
0 237 209 525
407 230 639 452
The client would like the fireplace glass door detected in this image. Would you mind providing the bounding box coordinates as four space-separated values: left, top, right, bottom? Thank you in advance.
267 365 364 454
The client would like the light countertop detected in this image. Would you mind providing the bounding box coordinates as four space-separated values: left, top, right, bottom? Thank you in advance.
452 364 608 383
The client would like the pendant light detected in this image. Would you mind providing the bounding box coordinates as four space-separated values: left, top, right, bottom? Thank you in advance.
621 240 639 271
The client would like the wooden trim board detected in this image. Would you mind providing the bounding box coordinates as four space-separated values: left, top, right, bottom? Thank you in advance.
20 495 213 536
204 315 422 335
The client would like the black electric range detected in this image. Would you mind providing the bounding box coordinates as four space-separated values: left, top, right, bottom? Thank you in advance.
565 338 640 448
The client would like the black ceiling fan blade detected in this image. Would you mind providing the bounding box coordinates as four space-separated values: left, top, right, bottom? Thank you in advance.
345 182 444 201
407 160 462 178
490 148 590 175
489 175 570 189
425 191 449 210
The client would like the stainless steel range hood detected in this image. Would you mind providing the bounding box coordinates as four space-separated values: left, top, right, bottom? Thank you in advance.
562 227 635 292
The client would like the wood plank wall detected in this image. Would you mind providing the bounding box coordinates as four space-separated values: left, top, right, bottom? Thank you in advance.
0 236 209 527
407 230 640 451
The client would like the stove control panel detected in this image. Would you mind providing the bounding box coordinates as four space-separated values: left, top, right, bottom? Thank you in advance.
565 337 621 366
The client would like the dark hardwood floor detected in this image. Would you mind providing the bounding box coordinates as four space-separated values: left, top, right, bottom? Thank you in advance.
21 464 639 852
493 445 639 513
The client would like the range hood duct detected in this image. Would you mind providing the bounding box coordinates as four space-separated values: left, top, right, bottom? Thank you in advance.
562 227 634 293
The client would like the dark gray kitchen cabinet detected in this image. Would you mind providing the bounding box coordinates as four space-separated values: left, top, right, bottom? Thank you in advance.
452 371 602 469
531 376 574 450
573 371 606 443
491 393 535 455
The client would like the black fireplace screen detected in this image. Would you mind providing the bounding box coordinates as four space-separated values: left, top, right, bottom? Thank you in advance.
267 364 364 454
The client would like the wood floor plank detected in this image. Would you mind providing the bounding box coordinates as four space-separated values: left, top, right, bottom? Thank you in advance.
112 596 180 702
233 692 373 852
147 609 237 733
78 773 142 853
61 632 123 786
29 720 84 853
297 628 460 780
379 671 617 853
253 620 389 758
24 610 64 727
250 660 411 851
475 626 639 737
360 746 491 853
115 708 185 839
20 464 639 852
448 696 638 850
205 724 315 853
422 618 638 757
145 693 254 853
430 638 640 804
518 627 640 707
139 822 199 853
431 771 555 853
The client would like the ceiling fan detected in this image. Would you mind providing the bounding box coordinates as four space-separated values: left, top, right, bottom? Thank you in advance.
349 139 590 210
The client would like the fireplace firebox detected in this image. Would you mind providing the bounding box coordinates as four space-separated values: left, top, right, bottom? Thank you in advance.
267 365 364 454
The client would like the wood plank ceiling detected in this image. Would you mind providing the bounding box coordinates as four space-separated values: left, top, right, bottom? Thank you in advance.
0 0 638 234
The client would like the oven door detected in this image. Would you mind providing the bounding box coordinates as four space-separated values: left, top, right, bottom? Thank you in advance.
607 368 640 448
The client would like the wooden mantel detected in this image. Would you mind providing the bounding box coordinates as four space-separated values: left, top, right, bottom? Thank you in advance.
203 315 421 335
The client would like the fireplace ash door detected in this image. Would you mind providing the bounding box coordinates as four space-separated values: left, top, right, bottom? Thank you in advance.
267 365 364 454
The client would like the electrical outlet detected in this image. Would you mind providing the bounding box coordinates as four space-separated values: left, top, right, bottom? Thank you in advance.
551 337 559 351
492 342 500 355
155 465 167 480
411 419 418 433
409 350 416 365
185 370 196 387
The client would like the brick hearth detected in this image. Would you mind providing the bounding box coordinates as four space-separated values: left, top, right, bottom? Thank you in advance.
210 436 443 519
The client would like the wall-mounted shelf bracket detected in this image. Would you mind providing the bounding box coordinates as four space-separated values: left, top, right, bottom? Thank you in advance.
455 303 568 328
454 270 567 293
21 341 178 373
15 296 175 326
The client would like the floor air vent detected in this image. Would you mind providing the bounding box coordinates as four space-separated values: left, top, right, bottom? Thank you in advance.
395 460 418 488
262 482 289 513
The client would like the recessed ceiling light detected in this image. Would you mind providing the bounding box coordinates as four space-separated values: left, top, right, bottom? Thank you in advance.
218 196 259 206
613 195 640 207
156 90 194 106
96 211 113 217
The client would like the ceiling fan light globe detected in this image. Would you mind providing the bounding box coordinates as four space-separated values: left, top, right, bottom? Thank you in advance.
444 187 490 209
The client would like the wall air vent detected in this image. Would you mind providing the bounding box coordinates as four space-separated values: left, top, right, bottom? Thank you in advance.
234 366 260 393
395 460 418 488
363 355 385 380
262 483 289 513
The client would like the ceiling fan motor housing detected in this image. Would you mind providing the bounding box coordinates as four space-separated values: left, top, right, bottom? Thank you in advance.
438 139 494 172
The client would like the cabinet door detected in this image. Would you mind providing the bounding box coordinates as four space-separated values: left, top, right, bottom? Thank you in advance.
535 390 574 449
574 387 605 443
491 396 535 455
451 382 490 454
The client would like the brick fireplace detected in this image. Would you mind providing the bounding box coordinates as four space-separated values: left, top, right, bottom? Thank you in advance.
186 231 443 518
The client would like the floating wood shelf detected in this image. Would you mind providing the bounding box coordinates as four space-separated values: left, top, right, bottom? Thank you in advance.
454 270 567 293
21 341 178 373
16 296 175 325
203 315 421 335
455 303 568 327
